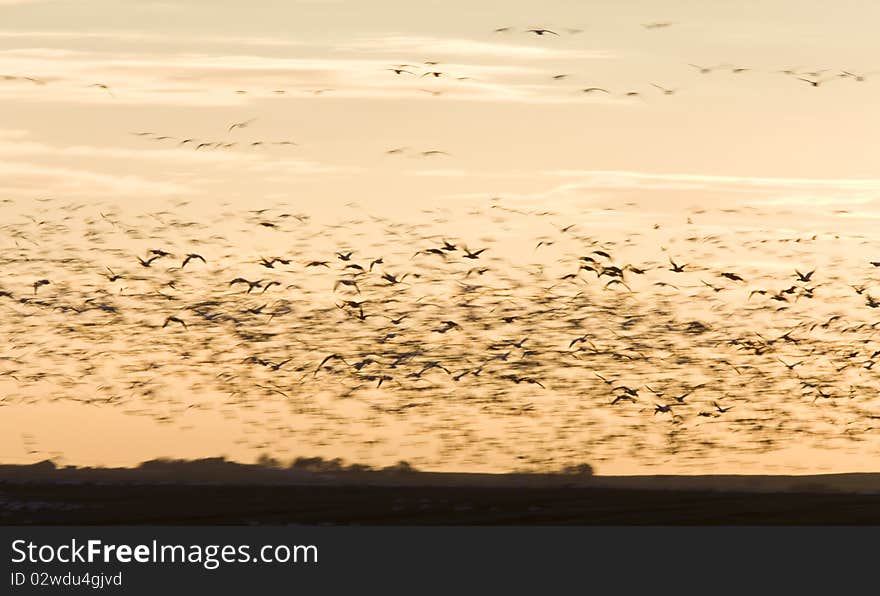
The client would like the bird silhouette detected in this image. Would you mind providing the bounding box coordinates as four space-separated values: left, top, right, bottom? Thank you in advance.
137 256 161 268
226 118 256 132
181 254 206 268
162 316 187 329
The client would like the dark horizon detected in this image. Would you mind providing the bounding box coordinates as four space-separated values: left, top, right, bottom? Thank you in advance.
6 456 880 525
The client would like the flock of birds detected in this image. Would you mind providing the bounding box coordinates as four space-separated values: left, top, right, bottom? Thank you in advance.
2 20 873 110
379 35 872 103
2 16 880 474
2 195 880 473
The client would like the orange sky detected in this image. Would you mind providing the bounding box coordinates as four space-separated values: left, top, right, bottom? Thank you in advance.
3 1 880 476
1 0 879 215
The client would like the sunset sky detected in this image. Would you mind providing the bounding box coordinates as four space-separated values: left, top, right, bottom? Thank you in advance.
3 1 880 476
2 0 880 216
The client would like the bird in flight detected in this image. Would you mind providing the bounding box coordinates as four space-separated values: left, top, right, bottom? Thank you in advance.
504 375 546 389
839 70 870 82
669 258 687 272
612 386 639 404
334 279 360 293
642 22 674 29
137 255 161 268
777 358 804 371
181 253 206 268
581 87 609 94
463 247 488 259
229 278 263 293
314 353 349 376
688 64 714 74
701 280 724 293
102 268 123 282
381 272 408 285
526 28 559 36
228 118 256 132
653 404 675 415
162 316 187 329
89 83 115 98
10 75 46 85
651 83 676 95
797 78 826 87
258 256 289 268
794 269 815 282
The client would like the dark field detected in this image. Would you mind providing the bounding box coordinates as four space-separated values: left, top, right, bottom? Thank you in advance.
7 483 880 525
4 460 880 525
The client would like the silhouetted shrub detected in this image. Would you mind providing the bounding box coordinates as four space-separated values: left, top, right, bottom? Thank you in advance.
289 456 346 472
561 463 594 476
383 460 417 474
256 454 282 469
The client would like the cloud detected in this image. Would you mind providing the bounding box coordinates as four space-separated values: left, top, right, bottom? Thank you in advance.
0 134 352 173
409 169 469 177
0 161 191 197
0 45 603 106
542 170 880 194
0 131 356 203
0 29 622 107
0 128 30 139
343 35 614 61
0 30 308 48
446 170 880 209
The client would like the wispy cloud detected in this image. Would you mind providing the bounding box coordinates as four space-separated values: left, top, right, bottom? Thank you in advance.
0 128 358 203
0 132 352 173
0 0 62 4
343 35 614 61
0 128 30 139
543 170 880 193
0 29 309 48
0 44 624 106
0 160 191 198
448 169 880 208
409 168 470 177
